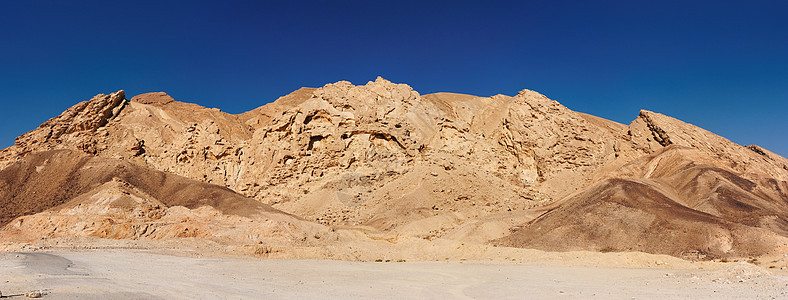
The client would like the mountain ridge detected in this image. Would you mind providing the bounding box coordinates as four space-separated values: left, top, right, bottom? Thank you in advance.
2 77 787 260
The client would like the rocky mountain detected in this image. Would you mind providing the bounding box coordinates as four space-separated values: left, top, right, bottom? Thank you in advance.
1 77 787 260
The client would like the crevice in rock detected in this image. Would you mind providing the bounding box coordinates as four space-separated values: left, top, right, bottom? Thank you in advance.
307 135 325 151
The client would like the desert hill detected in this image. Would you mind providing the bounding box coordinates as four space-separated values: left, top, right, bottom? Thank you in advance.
0 149 325 249
1 77 787 260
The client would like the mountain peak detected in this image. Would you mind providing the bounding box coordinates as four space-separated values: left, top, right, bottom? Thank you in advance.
131 92 175 106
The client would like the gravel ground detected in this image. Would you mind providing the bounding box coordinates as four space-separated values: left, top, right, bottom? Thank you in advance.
1 251 787 299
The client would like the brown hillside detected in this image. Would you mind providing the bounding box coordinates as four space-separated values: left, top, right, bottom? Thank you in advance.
495 177 787 259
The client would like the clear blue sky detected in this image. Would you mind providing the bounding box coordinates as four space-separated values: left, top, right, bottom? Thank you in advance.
1 1 787 157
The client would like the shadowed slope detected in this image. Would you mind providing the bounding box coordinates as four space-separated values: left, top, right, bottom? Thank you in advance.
498 146 788 258
496 178 787 259
0 149 289 226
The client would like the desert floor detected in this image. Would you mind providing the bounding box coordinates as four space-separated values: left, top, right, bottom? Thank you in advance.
1 251 787 299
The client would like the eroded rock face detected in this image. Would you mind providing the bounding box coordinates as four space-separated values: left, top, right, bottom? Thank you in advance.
3 91 126 161
243 78 440 203
2 78 787 259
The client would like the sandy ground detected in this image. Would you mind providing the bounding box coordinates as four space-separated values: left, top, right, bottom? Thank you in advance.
1 251 787 299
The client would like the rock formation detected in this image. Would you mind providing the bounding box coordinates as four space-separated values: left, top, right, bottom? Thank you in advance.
1 77 787 260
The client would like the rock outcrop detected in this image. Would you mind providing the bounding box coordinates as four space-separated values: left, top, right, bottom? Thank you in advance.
1 91 127 164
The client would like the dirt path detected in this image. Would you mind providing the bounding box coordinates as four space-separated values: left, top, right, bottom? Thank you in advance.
1 251 787 299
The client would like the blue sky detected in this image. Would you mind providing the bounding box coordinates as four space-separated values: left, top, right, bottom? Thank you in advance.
1 1 787 156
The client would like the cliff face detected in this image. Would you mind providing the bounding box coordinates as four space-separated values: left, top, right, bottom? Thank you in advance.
2 77 787 259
